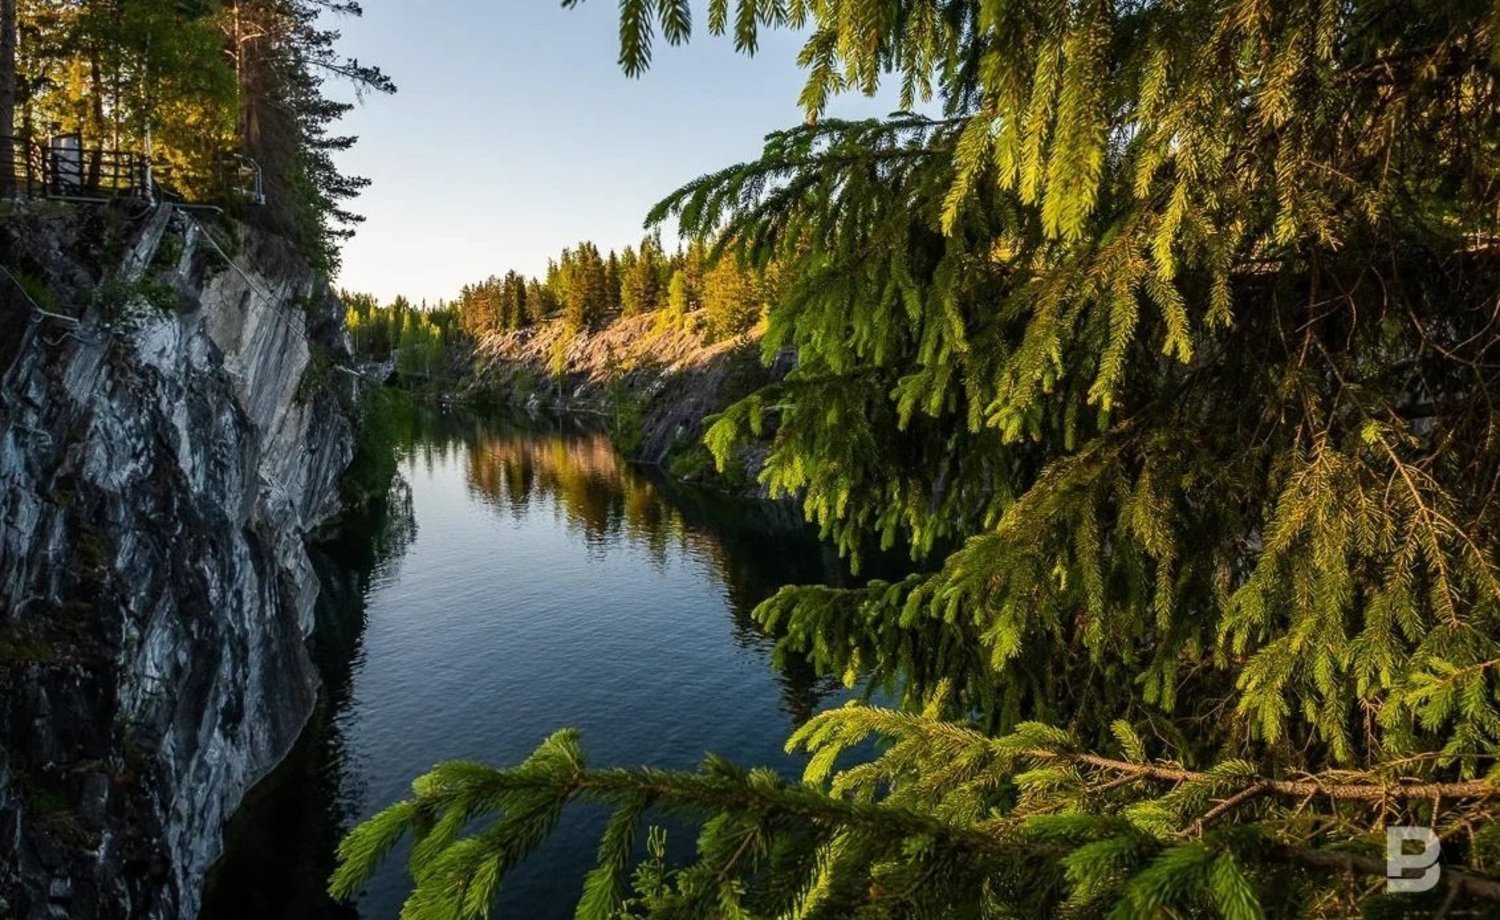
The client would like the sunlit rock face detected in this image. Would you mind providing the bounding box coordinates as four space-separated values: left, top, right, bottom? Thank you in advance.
0 205 354 919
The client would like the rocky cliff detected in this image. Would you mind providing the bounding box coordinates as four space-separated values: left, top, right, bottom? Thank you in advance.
469 312 786 485
0 203 354 918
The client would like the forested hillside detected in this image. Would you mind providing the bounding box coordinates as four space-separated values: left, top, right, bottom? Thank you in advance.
1 0 391 269
333 1 1500 917
342 234 776 479
342 231 769 376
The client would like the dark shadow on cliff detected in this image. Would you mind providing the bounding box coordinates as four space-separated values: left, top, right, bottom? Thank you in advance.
199 476 416 920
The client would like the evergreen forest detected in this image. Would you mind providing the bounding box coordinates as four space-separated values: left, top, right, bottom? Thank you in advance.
342 229 769 377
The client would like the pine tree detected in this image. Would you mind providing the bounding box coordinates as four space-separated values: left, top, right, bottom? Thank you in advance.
660 239 706 326
562 241 609 331
227 0 394 271
0 0 14 193
501 270 527 331
665 269 689 321
622 232 666 316
701 255 760 341
525 277 554 324
456 279 496 337
618 245 640 312
336 2 1500 915
605 248 623 316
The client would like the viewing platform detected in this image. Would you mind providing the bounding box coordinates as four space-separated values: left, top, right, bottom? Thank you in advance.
1 133 265 210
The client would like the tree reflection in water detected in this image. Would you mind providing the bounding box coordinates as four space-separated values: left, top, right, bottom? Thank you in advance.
449 410 864 723
202 403 885 919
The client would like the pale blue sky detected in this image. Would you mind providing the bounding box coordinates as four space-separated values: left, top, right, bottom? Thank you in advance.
327 1 905 304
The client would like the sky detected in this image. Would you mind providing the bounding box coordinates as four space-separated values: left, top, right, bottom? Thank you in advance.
325 1 907 305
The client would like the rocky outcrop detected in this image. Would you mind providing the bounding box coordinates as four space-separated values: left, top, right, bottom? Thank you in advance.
0 203 354 918
470 312 782 480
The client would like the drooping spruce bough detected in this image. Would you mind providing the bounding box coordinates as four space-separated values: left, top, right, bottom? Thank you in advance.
332 1 1500 916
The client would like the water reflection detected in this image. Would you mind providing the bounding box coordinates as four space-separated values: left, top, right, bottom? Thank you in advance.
203 404 855 919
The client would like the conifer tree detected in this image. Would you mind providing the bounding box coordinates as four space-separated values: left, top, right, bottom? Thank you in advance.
562 241 609 331
336 2 1500 915
501 270 527 331
701 255 759 341
525 277 554 324
226 0 394 271
618 245 640 311
0 0 14 192
547 253 569 315
456 277 499 337
622 232 667 315
664 269 690 322
605 248 622 316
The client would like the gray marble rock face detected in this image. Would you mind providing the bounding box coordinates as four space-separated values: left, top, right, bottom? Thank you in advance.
0 206 355 919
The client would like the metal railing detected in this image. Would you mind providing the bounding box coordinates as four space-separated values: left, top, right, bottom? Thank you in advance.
221 153 265 207
3 133 151 202
1 134 266 208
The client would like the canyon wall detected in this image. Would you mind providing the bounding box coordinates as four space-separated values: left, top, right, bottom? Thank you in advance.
0 204 354 918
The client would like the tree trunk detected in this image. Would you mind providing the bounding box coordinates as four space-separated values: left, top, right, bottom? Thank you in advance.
0 0 17 195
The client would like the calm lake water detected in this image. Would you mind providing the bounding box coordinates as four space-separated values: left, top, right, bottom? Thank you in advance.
202 406 860 918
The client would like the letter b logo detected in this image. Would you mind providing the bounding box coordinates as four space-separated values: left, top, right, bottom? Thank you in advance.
1386 826 1441 893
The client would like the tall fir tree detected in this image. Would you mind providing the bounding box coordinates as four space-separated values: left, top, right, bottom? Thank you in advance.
336 1 1500 915
622 231 667 316
524 277 554 325
226 0 394 271
604 248 622 316
701 255 760 341
562 241 609 331
502 270 527 331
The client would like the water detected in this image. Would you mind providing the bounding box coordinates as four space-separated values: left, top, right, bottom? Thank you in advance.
202 405 861 918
